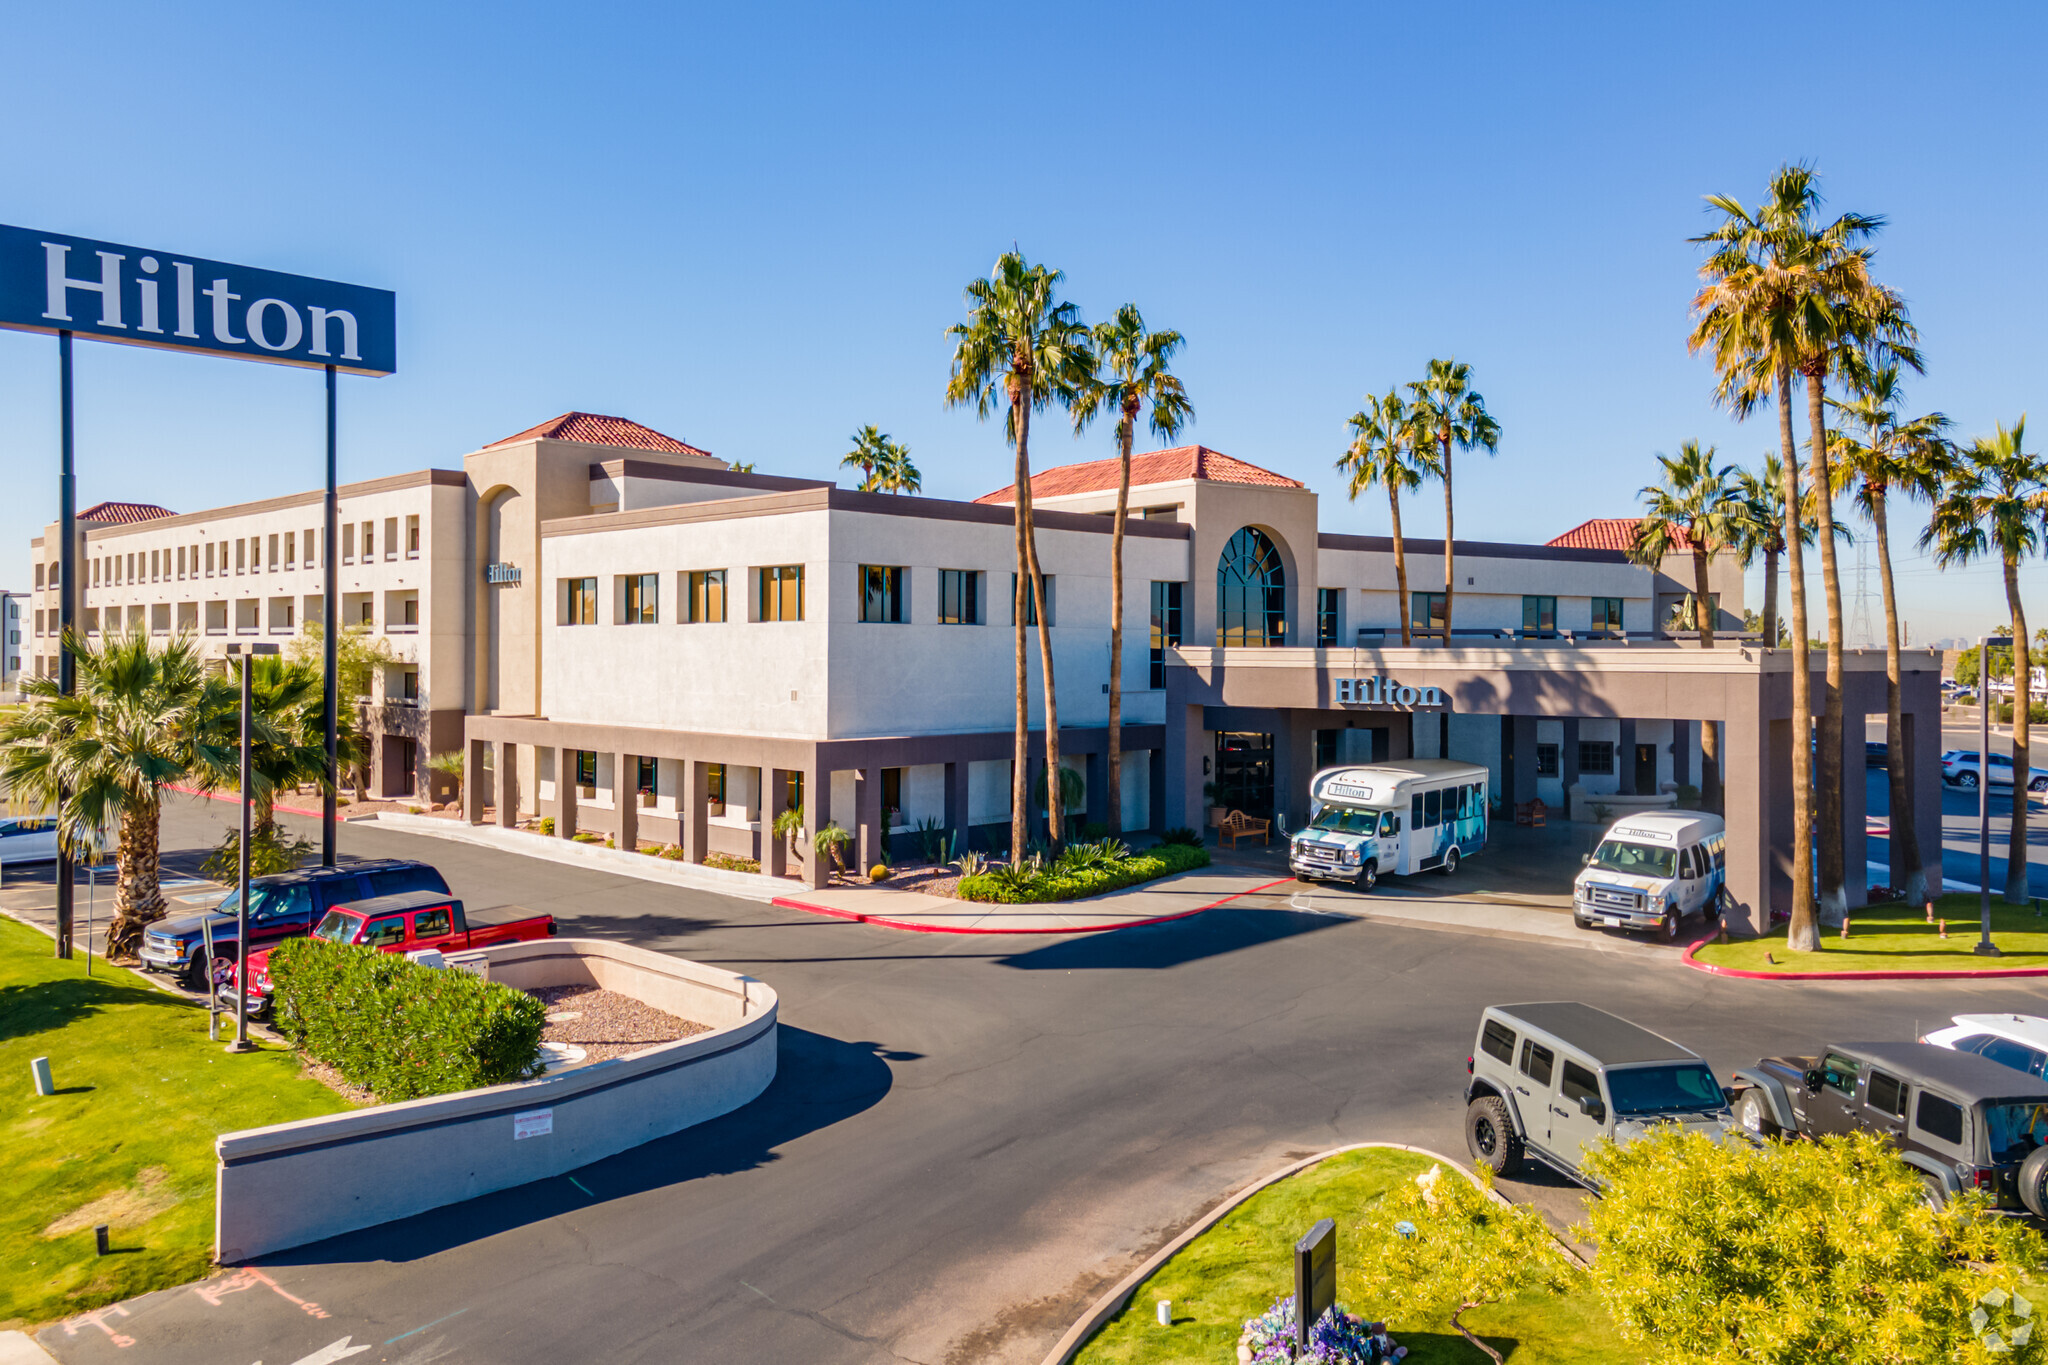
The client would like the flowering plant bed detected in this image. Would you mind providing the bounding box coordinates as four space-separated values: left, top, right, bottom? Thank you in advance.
955 842 1209 904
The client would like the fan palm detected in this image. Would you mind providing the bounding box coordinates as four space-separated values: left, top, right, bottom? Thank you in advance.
1829 363 1954 905
1405 359 1499 639
871 441 922 495
1338 389 1432 646
241 654 361 838
1690 162 1919 945
1925 418 2046 905
0 629 239 960
945 252 1096 854
1730 457 1789 648
1072 303 1192 836
841 425 893 490
1630 441 1739 809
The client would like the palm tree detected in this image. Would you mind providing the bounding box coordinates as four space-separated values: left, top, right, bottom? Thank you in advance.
1690 163 1918 946
1925 418 2046 905
1405 359 1500 639
945 252 1096 855
1338 389 1431 646
1630 441 1739 810
1071 304 1192 837
1829 363 1954 906
871 440 922 495
1730 456 1788 648
0 629 238 960
841 425 891 490
241 654 357 838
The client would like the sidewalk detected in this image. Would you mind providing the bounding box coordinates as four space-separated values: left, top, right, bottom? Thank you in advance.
776 868 1292 934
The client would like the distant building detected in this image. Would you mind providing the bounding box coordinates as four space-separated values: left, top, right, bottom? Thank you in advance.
0 588 23 693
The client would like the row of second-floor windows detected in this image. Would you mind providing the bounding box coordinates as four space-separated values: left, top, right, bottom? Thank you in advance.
1402 593 1627 635
67 516 426 591
558 566 1057 628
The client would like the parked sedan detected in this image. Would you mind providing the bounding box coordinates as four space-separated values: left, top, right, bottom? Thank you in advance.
1924 1014 2048 1079
1942 751 2048 792
0 816 59 867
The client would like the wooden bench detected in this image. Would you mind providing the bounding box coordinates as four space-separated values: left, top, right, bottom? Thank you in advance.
1514 798 1548 828
1218 809 1271 849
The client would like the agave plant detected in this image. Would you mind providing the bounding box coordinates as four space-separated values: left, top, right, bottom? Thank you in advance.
989 861 1040 893
950 849 988 878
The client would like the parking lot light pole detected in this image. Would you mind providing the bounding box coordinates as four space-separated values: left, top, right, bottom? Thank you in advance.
225 642 278 1052
1978 634 2012 958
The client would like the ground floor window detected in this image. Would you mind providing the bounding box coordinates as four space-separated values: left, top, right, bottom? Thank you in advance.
636 755 656 795
938 569 979 625
881 767 903 822
860 565 905 623
783 770 803 815
1411 592 1447 634
1578 741 1614 775
1521 595 1556 633
685 569 727 623
576 749 597 788
1591 596 1624 634
1150 580 1184 689
1535 742 1560 777
706 762 727 815
1213 732 1275 819
760 566 805 622
1315 728 1338 768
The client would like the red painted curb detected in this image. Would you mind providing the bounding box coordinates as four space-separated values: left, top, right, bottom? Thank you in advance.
1682 936 2048 981
167 784 327 820
773 876 1296 935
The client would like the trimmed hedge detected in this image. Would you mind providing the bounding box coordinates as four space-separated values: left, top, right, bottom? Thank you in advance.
955 843 1211 904
268 937 546 1101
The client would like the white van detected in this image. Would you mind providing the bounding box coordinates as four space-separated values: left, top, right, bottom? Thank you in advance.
1572 811 1728 940
1290 760 1490 891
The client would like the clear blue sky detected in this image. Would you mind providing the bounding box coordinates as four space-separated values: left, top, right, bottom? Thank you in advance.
3 2 2042 643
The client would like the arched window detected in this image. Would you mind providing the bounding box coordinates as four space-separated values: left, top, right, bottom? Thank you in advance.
1217 527 1286 647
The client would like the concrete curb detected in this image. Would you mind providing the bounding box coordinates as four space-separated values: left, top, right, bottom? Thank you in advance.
1682 936 2048 981
1038 1142 1528 1365
774 877 1295 936
0 1330 61 1365
364 813 791 903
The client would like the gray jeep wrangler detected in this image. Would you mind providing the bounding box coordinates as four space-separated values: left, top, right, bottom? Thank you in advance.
1464 1001 1737 1187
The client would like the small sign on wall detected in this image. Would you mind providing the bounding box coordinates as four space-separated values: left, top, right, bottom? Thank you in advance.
513 1108 554 1140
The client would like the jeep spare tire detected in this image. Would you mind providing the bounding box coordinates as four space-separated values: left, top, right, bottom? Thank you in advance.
2019 1146 2048 1219
1465 1095 1523 1178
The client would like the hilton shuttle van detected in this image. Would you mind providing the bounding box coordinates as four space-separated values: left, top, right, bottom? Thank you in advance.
1289 760 1490 891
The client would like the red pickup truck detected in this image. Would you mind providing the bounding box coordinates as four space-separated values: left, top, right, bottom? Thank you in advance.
226 889 557 1018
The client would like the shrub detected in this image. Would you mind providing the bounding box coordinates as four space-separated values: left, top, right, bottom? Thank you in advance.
267 937 545 1101
950 849 987 878
537 816 555 836
1080 820 1110 840
659 844 686 860
957 843 1210 904
572 830 602 844
1996 701 2048 725
704 852 760 873
1158 826 1203 847
868 863 890 881
200 826 313 880
639 842 664 856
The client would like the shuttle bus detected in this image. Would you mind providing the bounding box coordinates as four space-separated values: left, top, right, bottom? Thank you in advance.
1288 760 1490 891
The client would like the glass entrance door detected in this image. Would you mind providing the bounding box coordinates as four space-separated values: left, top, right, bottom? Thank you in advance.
1214 732 1275 819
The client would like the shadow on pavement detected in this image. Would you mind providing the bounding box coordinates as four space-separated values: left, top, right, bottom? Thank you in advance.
995 906 1344 971
256 1024 902 1267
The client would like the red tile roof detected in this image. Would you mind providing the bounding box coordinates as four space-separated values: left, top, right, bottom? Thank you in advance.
975 445 1303 504
1547 517 1696 553
78 500 176 525
483 412 713 458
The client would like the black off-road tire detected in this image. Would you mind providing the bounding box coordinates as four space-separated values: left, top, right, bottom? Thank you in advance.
2018 1146 2048 1219
1465 1095 1523 1178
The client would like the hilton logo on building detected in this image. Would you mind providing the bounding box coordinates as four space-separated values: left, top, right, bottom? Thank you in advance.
1335 676 1446 709
485 563 522 585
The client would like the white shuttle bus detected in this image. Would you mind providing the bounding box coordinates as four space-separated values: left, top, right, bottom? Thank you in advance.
1288 759 1491 891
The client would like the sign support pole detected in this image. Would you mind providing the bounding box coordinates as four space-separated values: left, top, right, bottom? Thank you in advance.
54 330 75 960
322 364 339 866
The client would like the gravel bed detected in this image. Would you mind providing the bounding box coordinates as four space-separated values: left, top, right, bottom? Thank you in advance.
529 983 708 1062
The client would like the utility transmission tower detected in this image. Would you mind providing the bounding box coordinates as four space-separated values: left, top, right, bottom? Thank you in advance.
1847 536 1878 649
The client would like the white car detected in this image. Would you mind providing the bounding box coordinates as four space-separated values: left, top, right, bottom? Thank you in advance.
1942 751 2048 792
0 815 60 866
1923 1014 2048 1079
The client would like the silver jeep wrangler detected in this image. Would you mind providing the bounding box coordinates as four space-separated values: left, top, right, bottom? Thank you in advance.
1464 1001 1737 1186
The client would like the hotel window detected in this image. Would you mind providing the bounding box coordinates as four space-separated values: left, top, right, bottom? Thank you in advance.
573 749 596 788
342 524 355 564
285 532 297 570
1591 596 1624 636
1216 527 1285 647
937 569 979 625
1535 742 1560 778
402 595 419 627
685 569 727 623
305 529 317 567
860 565 905 623
264 534 276 571
622 573 659 624
235 540 246 574
362 520 374 560
359 599 374 626
706 762 727 815
759 565 804 622
1521 595 1557 634
150 549 159 582
636 756 656 796
1010 573 1055 627
1578 741 1615 775
383 517 398 560
562 577 598 625
406 515 420 558
176 546 185 579
1317 588 1341 646
1150 581 1184 689
1411 592 1447 635
204 543 214 576
781 770 803 815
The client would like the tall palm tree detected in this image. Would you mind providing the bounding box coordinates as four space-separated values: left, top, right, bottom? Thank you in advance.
1405 359 1499 639
242 654 359 838
841 425 896 492
1630 441 1739 810
945 252 1096 855
1072 303 1192 837
1690 163 1918 946
1925 418 2046 905
0 629 238 960
1338 389 1431 646
871 441 922 495
1829 363 1954 905
1730 456 1788 648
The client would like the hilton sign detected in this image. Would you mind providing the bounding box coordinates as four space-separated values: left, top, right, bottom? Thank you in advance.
1335 676 1446 709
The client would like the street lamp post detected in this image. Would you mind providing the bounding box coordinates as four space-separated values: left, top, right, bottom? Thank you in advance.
1978 634 2013 958
225 642 278 1053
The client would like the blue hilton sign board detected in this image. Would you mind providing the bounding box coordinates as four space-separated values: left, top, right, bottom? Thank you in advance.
0 224 395 377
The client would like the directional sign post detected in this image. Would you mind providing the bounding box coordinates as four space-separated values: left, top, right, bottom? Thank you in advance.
1294 1217 1336 1350
1 225 394 957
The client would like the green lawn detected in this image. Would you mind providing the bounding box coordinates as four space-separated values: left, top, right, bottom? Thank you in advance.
1694 892 2048 974
0 916 354 1329
1074 1147 1633 1365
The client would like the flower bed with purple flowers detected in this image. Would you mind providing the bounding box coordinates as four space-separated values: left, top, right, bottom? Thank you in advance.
1237 1295 1405 1362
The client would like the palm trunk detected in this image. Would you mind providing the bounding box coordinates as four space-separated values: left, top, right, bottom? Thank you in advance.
1806 370 1848 927
1390 484 1412 647
1024 502 1062 849
1010 391 1031 860
1779 365 1819 951
1107 409 1133 836
1440 435 1455 640
1870 491 1924 902
2005 556 2031 904
106 796 166 961
1692 543 1721 812
254 789 276 841
1762 543 1781 648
